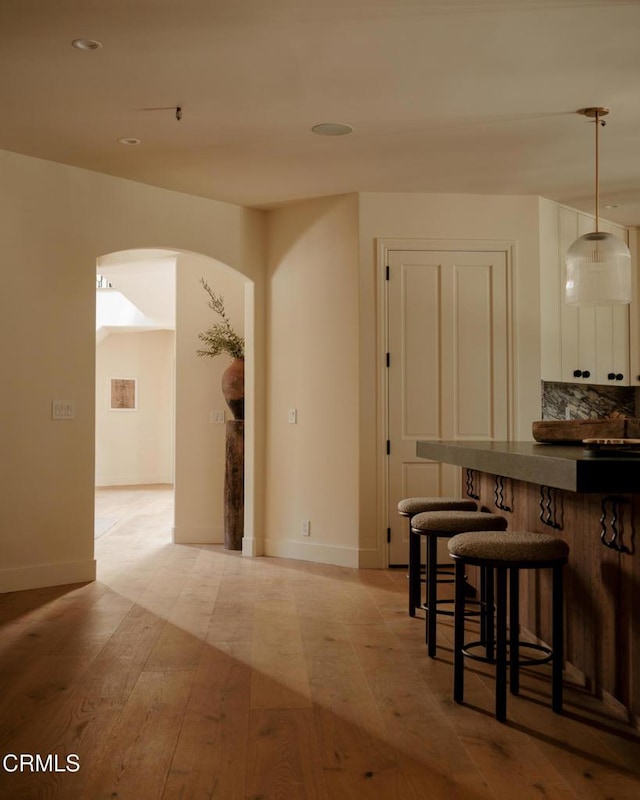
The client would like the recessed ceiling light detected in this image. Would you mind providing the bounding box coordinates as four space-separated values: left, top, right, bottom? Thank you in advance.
117 137 141 146
71 38 103 50
604 203 620 209
311 122 354 137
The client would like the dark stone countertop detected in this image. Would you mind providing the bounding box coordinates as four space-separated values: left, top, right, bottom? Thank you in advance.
416 440 640 493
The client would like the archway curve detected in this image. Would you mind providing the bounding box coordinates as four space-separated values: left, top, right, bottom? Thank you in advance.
95 246 258 554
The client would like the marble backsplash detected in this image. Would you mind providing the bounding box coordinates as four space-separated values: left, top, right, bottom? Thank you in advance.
541 381 637 420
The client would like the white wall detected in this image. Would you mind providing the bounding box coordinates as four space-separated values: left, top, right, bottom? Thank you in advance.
357 192 542 563
96 330 175 486
264 192 543 569
265 195 360 566
174 253 245 543
0 143 548 590
0 148 265 593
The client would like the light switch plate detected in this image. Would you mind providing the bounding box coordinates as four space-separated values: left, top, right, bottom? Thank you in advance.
52 400 76 420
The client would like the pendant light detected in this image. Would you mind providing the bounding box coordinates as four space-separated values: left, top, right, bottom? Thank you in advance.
565 107 631 306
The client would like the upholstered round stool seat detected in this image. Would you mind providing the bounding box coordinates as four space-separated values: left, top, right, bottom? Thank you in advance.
398 496 477 516
398 497 478 617
448 530 570 562
412 510 508 534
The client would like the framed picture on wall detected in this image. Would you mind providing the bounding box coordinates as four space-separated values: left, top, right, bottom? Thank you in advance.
109 377 137 411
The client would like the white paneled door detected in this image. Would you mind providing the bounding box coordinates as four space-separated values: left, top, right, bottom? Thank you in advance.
386 249 511 565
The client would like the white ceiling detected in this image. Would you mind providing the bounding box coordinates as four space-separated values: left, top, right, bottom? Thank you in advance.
2 0 640 224
98 254 177 329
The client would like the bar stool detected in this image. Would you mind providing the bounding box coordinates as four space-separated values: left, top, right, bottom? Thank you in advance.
448 530 569 722
410 510 507 657
398 497 477 617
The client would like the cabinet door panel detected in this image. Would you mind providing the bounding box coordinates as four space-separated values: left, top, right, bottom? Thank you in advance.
539 199 562 381
559 208 590 382
594 306 629 384
575 214 597 383
596 221 630 385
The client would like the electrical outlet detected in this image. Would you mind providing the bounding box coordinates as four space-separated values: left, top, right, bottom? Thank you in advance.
52 400 76 420
302 519 311 536
210 410 226 424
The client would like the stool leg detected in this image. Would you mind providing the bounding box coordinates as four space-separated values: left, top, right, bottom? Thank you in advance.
453 558 466 703
408 525 420 617
552 563 564 714
484 566 495 663
426 532 439 657
480 565 487 642
495 566 508 722
509 567 520 696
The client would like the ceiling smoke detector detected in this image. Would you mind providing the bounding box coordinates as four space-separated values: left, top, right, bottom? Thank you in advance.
71 39 103 51
311 122 354 137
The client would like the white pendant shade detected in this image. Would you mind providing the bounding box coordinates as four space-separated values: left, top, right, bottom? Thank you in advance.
565 231 631 306
564 107 632 306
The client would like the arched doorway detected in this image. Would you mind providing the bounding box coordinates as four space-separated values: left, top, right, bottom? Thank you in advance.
95 247 254 552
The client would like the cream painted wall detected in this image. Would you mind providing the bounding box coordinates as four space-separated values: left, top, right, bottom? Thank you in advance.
0 148 265 593
264 192 542 569
0 143 549 590
96 330 175 487
358 192 542 564
174 252 245 544
265 194 360 566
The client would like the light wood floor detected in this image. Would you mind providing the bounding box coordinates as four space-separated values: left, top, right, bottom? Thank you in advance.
1 485 639 799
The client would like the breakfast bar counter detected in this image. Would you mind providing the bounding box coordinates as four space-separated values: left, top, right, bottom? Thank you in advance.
415 439 640 493
416 439 640 726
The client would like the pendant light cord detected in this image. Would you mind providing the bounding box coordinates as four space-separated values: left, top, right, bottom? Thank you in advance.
595 108 600 232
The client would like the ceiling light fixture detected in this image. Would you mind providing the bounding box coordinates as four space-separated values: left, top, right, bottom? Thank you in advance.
311 122 353 137
565 107 631 306
71 38 103 50
117 137 141 146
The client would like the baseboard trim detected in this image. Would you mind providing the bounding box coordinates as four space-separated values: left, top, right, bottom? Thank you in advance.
0 559 96 594
264 538 361 568
172 526 223 544
96 476 173 487
242 537 260 557
358 548 383 569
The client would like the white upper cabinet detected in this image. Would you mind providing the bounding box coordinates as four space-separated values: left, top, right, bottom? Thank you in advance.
540 199 632 386
629 228 640 386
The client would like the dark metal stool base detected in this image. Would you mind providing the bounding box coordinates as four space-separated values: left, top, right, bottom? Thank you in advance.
452 556 566 722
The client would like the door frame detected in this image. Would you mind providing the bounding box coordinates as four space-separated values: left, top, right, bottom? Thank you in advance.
376 238 517 568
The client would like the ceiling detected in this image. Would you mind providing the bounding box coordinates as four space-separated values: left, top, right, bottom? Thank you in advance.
98 252 178 329
2 0 640 225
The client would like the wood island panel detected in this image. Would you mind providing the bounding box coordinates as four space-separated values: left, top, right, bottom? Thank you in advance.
469 470 639 726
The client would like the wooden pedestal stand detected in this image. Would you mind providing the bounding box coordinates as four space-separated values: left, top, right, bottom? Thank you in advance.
224 421 244 550
221 358 245 551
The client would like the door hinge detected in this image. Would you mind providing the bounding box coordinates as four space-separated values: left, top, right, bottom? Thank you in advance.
387 527 391 543
386 352 390 368
386 439 391 455
386 265 390 280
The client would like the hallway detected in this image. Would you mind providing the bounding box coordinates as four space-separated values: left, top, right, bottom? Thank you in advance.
94 483 174 543
0 487 639 798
